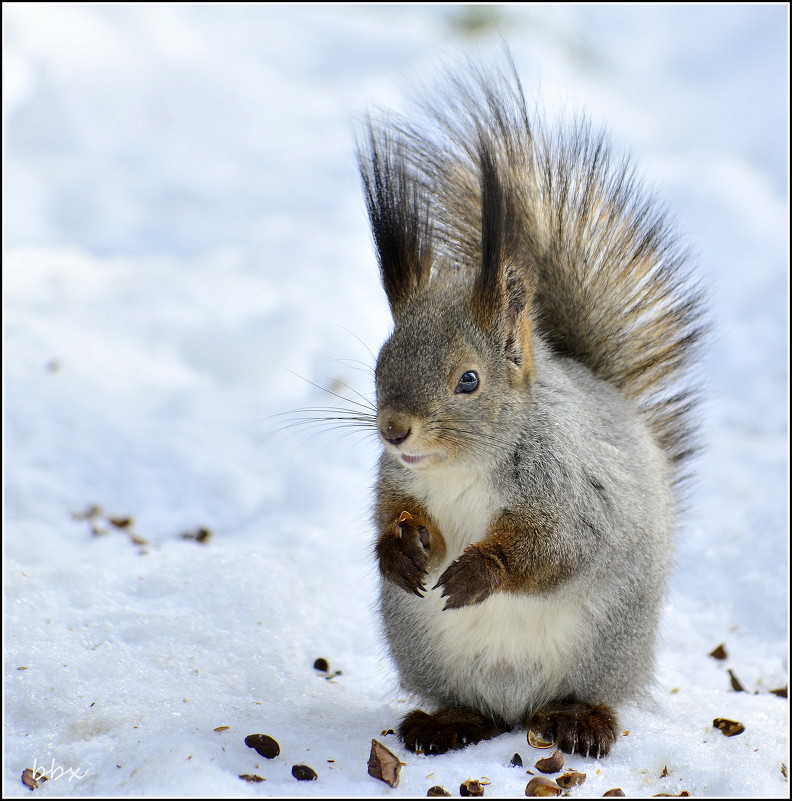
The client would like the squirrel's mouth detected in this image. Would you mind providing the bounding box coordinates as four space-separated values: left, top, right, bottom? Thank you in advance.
400 453 427 466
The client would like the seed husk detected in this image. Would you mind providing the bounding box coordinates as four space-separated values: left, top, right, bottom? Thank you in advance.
557 771 586 788
244 733 280 758
535 750 563 774
460 779 485 796
727 668 746 692
708 643 727 660
427 787 452 797
525 776 561 796
510 753 523 767
21 769 47 791
367 739 401 788
603 790 625 797
239 774 265 783
713 718 744 737
527 730 556 749
313 657 330 672
181 527 212 544
72 504 102 521
291 764 317 781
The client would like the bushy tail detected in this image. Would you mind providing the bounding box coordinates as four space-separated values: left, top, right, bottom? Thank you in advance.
361 56 706 481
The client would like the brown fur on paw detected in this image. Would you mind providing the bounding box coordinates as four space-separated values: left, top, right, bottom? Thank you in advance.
433 547 504 609
399 707 507 755
528 701 619 758
376 513 431 596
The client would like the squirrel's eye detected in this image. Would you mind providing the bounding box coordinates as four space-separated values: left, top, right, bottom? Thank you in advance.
455 370 479 394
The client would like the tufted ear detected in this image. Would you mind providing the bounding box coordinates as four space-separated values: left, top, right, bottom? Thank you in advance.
471 141 535 380
358 125 434 316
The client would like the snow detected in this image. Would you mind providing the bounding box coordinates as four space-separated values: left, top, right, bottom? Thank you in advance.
3 4 788 797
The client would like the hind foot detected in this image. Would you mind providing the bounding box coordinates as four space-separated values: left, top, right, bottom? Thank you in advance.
399 706 508 755
527 701 620 758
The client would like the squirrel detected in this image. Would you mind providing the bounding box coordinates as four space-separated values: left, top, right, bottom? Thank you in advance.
355 55 705 759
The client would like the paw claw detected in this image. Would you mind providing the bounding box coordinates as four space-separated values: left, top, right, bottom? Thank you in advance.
378 515 435 596
528 702 619 758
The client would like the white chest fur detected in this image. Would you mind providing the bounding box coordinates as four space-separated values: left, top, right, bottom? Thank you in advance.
406 461 498 561
401 463 591 721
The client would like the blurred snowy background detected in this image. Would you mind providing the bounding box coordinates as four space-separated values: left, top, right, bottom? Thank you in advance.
3 4 788 797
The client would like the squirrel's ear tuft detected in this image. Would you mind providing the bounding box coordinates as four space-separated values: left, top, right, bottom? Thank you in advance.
357 124 433 316
472 141 535 379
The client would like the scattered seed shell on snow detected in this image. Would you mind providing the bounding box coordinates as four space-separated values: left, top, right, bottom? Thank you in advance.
427 787 452 797
713 718 744 736
511 753 523 767
181 527 212 544
525 776 562 796
727 668 746 692
313 657 329 672
367 739 401 788
535 750 564 773
291 764 317 781
460 779 485 796
239 774 265 783
659 766 668 778
651 792 690 797
770 686 788 698
72 504 102 521
708 643 728 660
556 771 586 788
244 733 280 758
603 789 625 797
528 731 556 749
21 769 47 791
213 725 230 732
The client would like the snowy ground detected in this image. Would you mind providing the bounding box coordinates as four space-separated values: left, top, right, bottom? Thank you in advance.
3 4 788 798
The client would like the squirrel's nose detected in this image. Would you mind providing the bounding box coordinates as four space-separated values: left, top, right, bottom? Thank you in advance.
381 420 411 447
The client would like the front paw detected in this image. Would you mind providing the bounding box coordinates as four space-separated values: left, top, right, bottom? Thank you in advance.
376 511 431 596
433 546 504 609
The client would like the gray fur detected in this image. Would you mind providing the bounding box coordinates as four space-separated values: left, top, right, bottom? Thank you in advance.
379 328 673 723
358 57 703 734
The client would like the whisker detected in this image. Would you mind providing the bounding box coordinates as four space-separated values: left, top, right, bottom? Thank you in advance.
330 324 378 362
428 418 515 451
270 406 377 420
273 420 378 454
431 424 513 461
317 356 375 375
272 417 376 435
324 378 377 410
271 360 375 412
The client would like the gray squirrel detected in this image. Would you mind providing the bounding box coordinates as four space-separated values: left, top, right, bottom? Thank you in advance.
356 56 705 758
